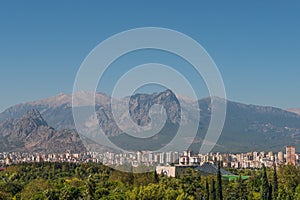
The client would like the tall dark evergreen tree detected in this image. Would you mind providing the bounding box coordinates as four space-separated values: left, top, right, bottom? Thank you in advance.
261 164 269 200
154 170 159 183
216 161 223 200
206 178 210 200
268 183 272 200
273 164 278 200
210 179 216 200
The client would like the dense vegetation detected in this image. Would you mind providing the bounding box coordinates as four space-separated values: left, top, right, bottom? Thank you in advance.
0 162 299 200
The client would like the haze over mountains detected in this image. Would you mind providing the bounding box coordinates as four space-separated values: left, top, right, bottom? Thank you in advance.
0 90 299 153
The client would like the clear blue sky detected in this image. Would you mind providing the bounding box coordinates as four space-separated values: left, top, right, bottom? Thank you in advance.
0 1 299 112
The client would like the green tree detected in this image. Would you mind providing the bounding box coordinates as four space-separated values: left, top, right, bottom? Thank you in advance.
295 184 300 200
277 165 300 199
20 179 52 200
59 186 82 200
95 188 110 199
210 179 216 200
44 189 59 200
154 170 159 183
0 191 12 200
216 162 223 200
237 175 248 199
261 164 269 200
206 178 210 200
223 175 248 200
179 168 202 198
84 177 95 200
272 164 278 200
268 183 272 200
0 182 23 197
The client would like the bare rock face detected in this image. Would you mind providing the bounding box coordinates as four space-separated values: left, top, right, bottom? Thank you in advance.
129 89 181 125
92 90 181 136
0 109 86 153
96 106 122 137
9 109 48 141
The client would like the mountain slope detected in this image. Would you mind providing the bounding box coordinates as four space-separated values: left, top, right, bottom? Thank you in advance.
210 100 300 152
0 92 111 130
0 109 86 153
0 91 299 152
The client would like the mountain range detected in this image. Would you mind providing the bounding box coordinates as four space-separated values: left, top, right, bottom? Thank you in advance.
0 90 299 153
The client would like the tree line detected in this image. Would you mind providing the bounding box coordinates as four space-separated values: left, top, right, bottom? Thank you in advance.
0 162 299 199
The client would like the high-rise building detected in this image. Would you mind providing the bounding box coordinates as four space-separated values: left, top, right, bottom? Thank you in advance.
159 152 165 164
172 152 179 163
268 151 273 159
286 146 296 165
137 151 142 163
148 153 153 163
154 154 159 163
253 152 259 161
166 152 172 164
278 151 284 163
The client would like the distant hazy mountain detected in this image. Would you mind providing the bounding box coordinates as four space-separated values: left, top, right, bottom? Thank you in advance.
0 90 299 153
286 108 300 115
0 92 111 130
213 101 300 152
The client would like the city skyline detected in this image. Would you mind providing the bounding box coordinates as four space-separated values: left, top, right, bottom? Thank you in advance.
1 145 299 169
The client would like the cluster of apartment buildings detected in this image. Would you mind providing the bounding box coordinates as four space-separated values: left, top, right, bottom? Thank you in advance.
0 146 298 169
0 151 92 166
176 146 299 169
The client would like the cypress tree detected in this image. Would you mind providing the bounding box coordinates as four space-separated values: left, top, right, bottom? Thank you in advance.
261 164 269 200
210 179 216 200
206 178 210 200
273 164 278 199
268 183 273 200
154 170 159 183
216 161 223 200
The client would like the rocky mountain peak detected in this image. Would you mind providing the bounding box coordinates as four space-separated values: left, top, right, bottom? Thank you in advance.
128 89 181 126
20 109 48 127
8 109 49 140
0 109 86 153
156 89 177 100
